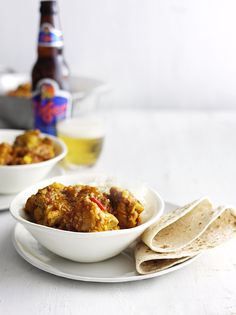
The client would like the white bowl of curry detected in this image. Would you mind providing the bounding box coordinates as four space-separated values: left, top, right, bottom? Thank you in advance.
0 129 67 194
10 174 164 263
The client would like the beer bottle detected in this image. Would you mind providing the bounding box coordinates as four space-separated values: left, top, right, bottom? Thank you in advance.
32 0 71 135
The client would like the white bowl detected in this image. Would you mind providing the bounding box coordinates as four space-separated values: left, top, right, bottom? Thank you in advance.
0 129 67 194
10 174 164 263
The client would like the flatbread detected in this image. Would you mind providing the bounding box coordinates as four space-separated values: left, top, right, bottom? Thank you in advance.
142 198 225 252
135 242 192 274
135 207 236 274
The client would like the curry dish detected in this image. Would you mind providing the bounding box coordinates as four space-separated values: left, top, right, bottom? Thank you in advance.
0 130 55 165
7 82 31 98
24 184 144 232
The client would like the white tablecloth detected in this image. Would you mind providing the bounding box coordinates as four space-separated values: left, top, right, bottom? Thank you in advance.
0 109 235 315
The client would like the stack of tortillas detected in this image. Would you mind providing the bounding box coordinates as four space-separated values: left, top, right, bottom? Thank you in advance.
135 198 236 274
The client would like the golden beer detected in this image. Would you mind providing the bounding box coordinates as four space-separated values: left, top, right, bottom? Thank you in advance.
57 116 105 167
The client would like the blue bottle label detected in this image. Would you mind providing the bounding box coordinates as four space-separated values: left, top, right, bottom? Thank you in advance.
32 79 71 135
38 23 63 48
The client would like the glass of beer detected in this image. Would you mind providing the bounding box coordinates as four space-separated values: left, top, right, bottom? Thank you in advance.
57 115 105 168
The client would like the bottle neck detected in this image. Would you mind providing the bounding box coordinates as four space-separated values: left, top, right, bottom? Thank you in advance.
37 12 64 57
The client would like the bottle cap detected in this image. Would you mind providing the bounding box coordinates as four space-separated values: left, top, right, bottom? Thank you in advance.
40 1 58 14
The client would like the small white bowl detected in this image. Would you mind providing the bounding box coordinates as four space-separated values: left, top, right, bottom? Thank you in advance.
0 129 67 194
10 174 164 263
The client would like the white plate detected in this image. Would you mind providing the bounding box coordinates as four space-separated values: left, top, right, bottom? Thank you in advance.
13 202 200 283
0 165 64 211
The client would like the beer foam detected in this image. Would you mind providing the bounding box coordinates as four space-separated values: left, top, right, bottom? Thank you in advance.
57 117 105 139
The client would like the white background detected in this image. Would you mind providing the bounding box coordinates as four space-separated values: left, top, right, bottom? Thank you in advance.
0 3 236 312
1 0 236 109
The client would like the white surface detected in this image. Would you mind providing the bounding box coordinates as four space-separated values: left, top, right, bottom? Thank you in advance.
0 165 64 211
0 110 236 314
10 173 164 262
12 202 199 283
0 130 67 193
1 0 236 109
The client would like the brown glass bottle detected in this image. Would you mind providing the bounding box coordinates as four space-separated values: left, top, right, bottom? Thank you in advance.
32 0 71 135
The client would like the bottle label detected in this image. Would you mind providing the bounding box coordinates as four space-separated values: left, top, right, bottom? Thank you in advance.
38 23 63 47
32 79 71 135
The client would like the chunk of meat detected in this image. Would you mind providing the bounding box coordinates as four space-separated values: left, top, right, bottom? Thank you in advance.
109 187 144 229
0 143 13 165
14 130 41 149
24 183 66 226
